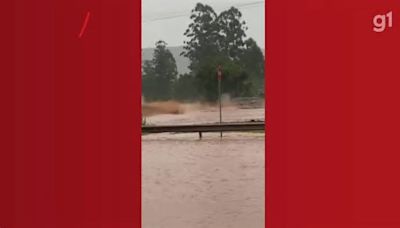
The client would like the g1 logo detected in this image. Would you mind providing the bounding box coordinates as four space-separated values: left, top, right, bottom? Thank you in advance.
373 11 393 33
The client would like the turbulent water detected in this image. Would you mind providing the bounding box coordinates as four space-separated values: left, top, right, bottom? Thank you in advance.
142 106 265 228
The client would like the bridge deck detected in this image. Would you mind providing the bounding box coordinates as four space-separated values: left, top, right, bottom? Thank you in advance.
142 122 265 134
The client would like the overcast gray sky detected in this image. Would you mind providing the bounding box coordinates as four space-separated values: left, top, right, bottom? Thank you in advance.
142 0 265 49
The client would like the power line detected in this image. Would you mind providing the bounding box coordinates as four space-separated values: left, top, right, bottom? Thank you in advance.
143 1 264 23
142 12 190 23
142 1 264 24
233 1 265 8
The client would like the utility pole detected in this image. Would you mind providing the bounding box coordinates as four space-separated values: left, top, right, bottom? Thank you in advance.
217 65 223 138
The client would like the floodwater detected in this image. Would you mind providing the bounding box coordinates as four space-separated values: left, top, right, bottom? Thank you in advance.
142 105 265 228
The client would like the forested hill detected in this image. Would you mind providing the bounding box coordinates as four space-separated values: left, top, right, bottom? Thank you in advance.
142 46 265 75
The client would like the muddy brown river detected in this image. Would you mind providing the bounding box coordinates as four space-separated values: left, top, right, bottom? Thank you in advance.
142 105 265 228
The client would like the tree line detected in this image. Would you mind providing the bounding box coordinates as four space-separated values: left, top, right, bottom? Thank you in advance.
142 3 265 102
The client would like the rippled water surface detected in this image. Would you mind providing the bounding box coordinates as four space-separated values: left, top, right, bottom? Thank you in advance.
142 106 265 228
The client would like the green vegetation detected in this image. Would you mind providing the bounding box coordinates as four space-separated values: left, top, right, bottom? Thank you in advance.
142 3 265 102
142 40 178 101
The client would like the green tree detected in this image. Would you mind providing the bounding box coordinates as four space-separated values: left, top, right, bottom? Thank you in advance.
142 40 178 101
142 59 157 100
240 38 265 96
181 3 219 72
173 73 198 101
216 7 248 60
181 3 260 101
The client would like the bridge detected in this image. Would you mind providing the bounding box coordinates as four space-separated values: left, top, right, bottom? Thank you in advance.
142 122 265 138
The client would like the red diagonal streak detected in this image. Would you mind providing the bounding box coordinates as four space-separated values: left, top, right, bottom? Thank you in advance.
78 11 91 38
